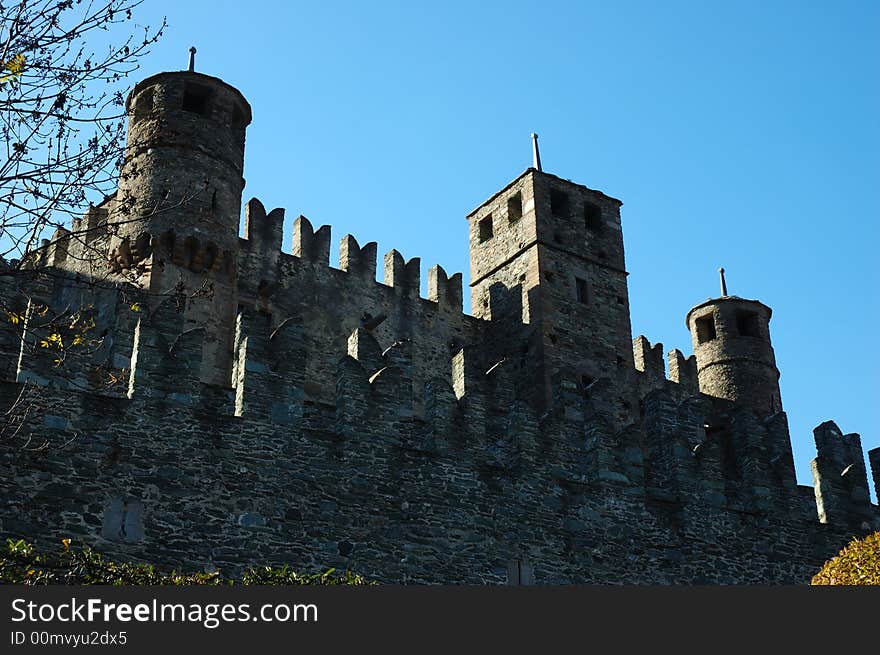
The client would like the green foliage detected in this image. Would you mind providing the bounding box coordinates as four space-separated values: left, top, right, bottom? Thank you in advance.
241 565 369 586
0 539 372 586
811 531 880 586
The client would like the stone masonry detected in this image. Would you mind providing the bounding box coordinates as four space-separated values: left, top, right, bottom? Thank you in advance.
0 68 877 584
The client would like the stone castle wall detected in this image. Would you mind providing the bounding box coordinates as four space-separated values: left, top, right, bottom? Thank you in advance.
0 266 876 583
1 67 878 584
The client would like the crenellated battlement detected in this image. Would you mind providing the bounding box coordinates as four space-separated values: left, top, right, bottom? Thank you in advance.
633 335 665 391
233 197 480 410
428 265 463 311
238 197 466 307
632 336 699 396
339 234 378 280
292 215 332 265
242 198 285 258
667 348 698 391
383 249 420 296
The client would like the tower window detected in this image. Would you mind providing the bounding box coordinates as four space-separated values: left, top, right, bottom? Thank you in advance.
478 215 494 242
695 315 717 344
584 202 603 232
550 189 569 217
132 87 154 125
736 311 760 338
575 277 589 304
182 84 211 115
508 192 523 222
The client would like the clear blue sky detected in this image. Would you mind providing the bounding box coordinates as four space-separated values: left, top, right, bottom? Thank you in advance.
126 0 878 493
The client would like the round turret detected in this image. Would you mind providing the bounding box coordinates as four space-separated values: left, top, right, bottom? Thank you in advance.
108 70 252 277
106 68 252 387
685 295 782 417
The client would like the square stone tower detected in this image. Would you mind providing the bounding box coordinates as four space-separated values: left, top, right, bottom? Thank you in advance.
467 168 636 413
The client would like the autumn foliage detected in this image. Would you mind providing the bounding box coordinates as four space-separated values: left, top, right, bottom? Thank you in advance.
811 532 880 586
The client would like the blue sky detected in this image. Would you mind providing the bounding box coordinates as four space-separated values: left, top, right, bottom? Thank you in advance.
124 0 878 492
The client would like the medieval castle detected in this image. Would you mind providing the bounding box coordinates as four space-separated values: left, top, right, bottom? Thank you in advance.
0 67 877 583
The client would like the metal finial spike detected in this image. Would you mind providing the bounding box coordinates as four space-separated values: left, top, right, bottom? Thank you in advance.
719 267 728 297
531 132 542 172
188 46 197 72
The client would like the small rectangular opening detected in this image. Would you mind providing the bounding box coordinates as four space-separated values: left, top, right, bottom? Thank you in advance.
132 88 154 125
478 215 494 242
584 201 603 232
182 84 211 115
506 559 534 585
550 189 569 217
736 311 760 338
575 277 589 304
507 192 523 222
696 314 717 344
